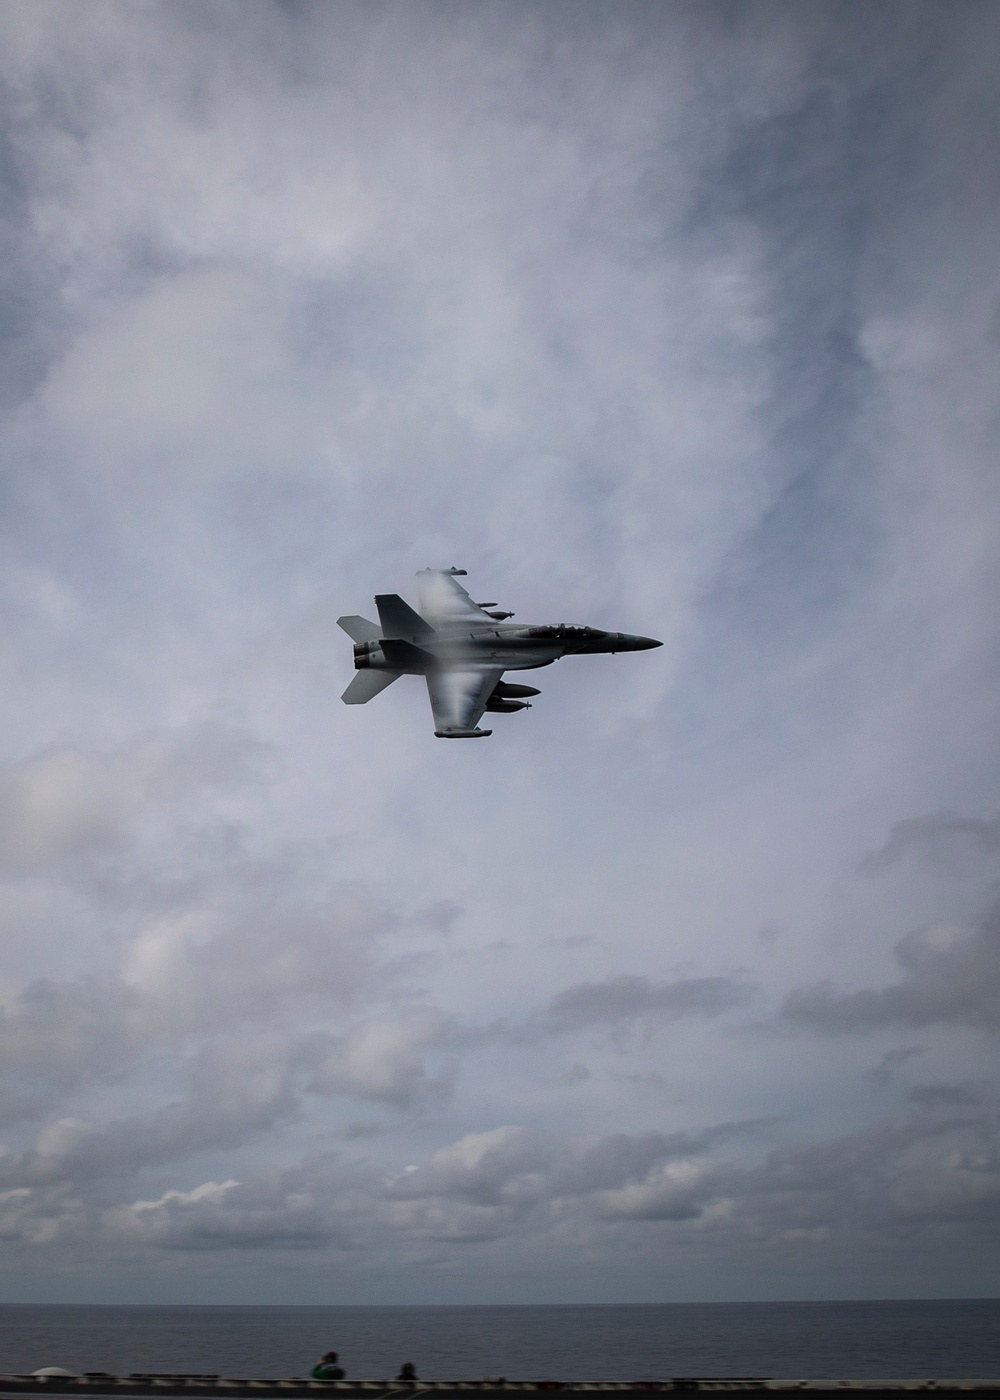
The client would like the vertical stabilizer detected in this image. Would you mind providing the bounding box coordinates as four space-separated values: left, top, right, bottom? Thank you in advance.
338 615 382 644
375 594 434 638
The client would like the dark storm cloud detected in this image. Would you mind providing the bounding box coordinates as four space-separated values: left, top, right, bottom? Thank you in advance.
781 901 1000 1035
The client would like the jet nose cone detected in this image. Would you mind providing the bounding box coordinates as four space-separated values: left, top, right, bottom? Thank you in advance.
629 634 662 650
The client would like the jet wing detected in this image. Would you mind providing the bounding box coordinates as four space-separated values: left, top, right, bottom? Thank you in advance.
417 569 488 628
426 667 501 738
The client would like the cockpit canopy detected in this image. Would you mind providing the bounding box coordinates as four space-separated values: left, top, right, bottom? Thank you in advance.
526 624 607 641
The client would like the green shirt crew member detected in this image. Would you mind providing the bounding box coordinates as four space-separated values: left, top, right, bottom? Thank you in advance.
311 1353 345 1380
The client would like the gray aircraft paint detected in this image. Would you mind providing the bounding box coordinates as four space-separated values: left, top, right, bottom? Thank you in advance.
338 569 661 738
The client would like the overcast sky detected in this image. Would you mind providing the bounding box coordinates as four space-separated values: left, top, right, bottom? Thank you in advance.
0 0 998 1305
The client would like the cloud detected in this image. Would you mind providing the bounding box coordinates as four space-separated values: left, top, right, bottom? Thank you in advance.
0 0 998 1301
535 973 753 1036
781 903 1000 1036
598 1158 714 1222
0 720 269 875
2 1087 997 1276
0 721 755 1150
378 1123 733 1244
110 1175 334 1253
307 1010 459 1109
0 1010 458 1196
382 1119 769 1244
0 975 139 1124
0 718 454 1144
858 811 1000 874
0 1034 313 1189
867 1046 925 1084
0 890 400 1128
724 1081 1000 1243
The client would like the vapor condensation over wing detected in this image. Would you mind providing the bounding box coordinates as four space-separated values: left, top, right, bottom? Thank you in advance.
425 667 501 733
417 569 486 628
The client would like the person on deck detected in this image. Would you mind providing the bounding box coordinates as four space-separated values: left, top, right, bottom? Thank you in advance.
311 1352 345 1380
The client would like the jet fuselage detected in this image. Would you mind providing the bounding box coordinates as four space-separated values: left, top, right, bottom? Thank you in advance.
353 622 660 676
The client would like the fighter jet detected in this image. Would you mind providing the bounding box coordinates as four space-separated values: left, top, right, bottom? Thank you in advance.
338 568 661 738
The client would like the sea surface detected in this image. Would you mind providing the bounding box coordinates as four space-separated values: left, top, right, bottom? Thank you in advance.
0 1302 998 1382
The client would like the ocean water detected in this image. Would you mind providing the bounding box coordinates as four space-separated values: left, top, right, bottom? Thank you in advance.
0 1301 998 1382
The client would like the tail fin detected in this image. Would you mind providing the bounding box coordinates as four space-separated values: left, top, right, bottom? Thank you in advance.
341 670 401 705
338 615 382 644
374 594 434 638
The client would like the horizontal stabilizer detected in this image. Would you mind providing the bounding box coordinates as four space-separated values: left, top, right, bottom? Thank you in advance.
341 670 401 705
375 594 434 638
338 615 382 644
